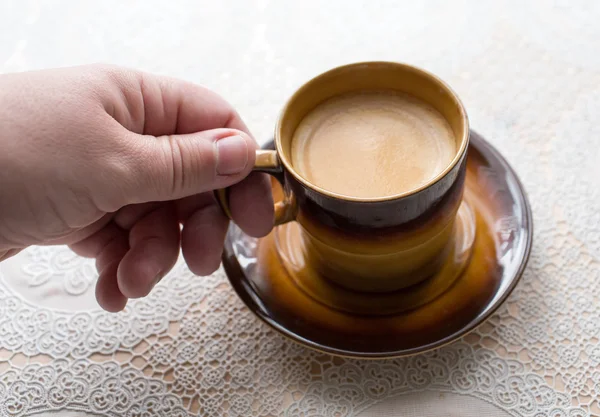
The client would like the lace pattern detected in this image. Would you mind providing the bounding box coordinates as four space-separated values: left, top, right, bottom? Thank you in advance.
0 256 596 416
1 0 599 415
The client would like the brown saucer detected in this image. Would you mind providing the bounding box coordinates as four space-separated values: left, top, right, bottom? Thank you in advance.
222 131 533 358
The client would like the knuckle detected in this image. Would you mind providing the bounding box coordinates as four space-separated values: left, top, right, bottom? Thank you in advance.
165 135 218 195
165 135 185 197
92 63 136 83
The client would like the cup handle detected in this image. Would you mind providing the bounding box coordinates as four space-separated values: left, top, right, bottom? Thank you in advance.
214 150 296 227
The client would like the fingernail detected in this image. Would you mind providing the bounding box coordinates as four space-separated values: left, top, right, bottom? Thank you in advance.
216 135 248 175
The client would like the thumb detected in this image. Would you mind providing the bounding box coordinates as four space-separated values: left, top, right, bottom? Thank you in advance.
125 128 257 203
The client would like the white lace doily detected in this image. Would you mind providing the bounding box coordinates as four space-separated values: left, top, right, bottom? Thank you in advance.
1 1 599 416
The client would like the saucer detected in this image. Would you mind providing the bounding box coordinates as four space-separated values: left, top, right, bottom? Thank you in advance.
222 131 533 358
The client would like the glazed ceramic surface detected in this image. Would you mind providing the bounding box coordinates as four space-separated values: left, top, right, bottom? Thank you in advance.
218 62 470 292
222 131 532 358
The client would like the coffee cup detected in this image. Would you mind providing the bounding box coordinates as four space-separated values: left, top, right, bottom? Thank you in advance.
216 61 469 293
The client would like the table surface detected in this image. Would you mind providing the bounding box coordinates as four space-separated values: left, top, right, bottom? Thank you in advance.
1 1 599 416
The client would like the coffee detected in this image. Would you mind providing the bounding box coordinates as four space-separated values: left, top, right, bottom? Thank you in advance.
290 90 456 198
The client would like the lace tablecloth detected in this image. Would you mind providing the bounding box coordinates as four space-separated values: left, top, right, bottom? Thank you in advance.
1 1 599 416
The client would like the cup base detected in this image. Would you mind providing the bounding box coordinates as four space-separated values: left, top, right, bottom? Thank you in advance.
273 200 476 316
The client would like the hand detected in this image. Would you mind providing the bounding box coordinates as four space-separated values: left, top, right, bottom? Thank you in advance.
0 65 273 311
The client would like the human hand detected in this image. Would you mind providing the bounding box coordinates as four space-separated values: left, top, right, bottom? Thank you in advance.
0 65 273 311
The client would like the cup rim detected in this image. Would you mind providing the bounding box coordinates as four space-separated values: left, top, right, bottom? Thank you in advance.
274 61 470 203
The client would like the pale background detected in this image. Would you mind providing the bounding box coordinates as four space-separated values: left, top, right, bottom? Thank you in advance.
0 1 599 416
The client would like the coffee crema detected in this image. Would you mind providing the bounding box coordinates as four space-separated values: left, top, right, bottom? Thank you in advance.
290 90 456 198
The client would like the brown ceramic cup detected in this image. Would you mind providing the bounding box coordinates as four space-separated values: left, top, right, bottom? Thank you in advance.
217 61 469 293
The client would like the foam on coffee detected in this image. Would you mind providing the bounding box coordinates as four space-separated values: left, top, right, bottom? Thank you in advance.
290 90 456 198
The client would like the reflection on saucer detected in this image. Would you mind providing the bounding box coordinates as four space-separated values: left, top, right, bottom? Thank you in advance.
274 201 476 316
223 131 532 358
